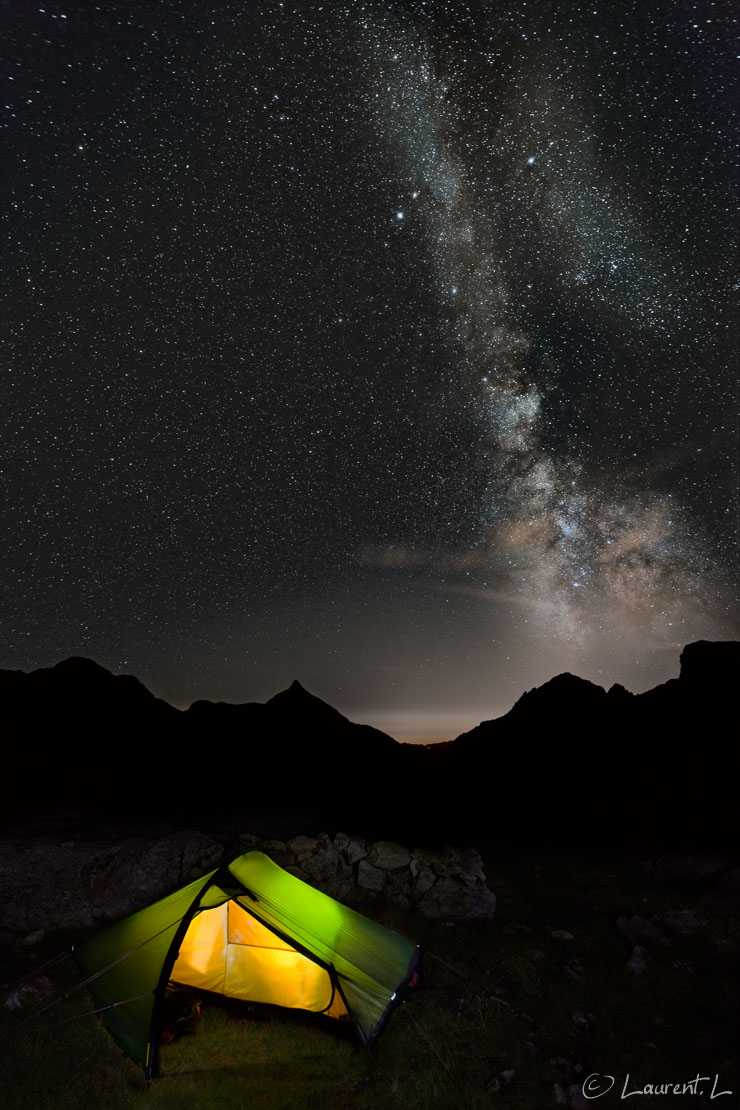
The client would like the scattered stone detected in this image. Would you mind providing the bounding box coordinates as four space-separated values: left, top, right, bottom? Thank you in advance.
616 915 669 947
22 929 45 947
716 869 740 900
501 1069 516 1082
418 875 496 920
551 929 574 941
486 1077 501 1093
650 853 736 884
553 1083 567 1105
566 1082 590 1109
4 975 53 1011
659 909 707 936
626 945 648 975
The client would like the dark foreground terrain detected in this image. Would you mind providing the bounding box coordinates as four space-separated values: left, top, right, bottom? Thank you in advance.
1 823 738 1110
1 641 737 1107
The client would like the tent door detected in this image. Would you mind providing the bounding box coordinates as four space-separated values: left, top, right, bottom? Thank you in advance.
171 900 342 1014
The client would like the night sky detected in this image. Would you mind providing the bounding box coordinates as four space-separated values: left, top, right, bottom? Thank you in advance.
2 0 737 740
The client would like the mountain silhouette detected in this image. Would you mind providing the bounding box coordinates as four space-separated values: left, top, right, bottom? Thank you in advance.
441 641 739 845
1 641 737 845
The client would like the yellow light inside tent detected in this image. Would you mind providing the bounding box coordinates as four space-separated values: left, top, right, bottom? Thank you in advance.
171 901 347 1017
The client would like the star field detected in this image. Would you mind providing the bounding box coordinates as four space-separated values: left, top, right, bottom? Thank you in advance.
1 0 737 738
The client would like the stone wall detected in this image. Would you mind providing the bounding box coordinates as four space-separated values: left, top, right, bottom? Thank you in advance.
241 831 497 920
0 829 496 949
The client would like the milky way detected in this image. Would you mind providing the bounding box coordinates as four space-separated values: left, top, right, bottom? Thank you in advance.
359 3 737 673
1 1 737 737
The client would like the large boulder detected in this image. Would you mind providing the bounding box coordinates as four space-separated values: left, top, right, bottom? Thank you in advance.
417 876 496 920
0 831 223 936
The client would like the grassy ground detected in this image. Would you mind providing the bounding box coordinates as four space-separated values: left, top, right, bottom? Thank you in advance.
1 848 738 1109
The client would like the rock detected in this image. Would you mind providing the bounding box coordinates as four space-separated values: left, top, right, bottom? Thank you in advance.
554 1083 567 1106
4 976 53 1011
333 832 350 852
418 876 496 920
411 865 436 902
342 836 367 866
626 945 648 975
658 909 707 936
299 847 344 893
650 853 736 884
617 915 669 947
410 848 445 870
22 929 45 947
486 1077 501 1093
357 859 386 893
109 831 222 899
0 832 222 935
257 840 294 869
460 848 485 880
500 1069 516 1082
287 835 318 856
716 869 740 900
386 868 412 906
550 929 574 941
566 1083 590 1109
367 841 411 870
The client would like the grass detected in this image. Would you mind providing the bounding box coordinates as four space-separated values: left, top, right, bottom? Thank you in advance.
2 847 738 1109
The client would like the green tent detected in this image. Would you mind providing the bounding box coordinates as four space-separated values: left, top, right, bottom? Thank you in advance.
73 850 421 1078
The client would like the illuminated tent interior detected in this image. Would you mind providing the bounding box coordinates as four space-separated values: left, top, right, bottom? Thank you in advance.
73 851 421 1078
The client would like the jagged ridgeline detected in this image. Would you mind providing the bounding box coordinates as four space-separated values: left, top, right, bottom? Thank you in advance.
1 642 737 847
